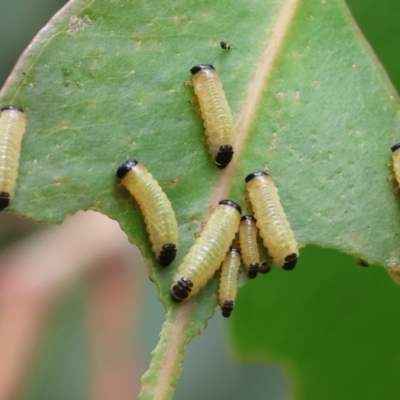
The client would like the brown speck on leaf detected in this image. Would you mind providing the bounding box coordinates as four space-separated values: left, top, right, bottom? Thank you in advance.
133 34 142 46
269 133 277 152
52 178 68 186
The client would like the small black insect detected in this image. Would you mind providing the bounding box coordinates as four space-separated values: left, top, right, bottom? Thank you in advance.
220 41 232 50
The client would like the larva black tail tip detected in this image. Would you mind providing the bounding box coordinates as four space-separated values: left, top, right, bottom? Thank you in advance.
283 253 298 270
248 263 259 278
190 64 215 74
171 277 193 301
0 193 10 211
221 300 234 317
391 143 400 152
157 244 177 266
1 105 24 113
245 171 268 183
215 145 234 168
219 199 242 214
241 215 256 222
116 159 139 178
259 261 271 274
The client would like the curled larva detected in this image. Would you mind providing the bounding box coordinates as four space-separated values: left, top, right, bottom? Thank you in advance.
219 246 241 318
239 215 260 278
171 199 241 301
245 171 298 270
116 159 179 266
190 64 235 168
391 143 400 186
0 105 27 211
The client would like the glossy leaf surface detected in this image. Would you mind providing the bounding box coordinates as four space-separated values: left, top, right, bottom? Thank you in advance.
1 0 400 397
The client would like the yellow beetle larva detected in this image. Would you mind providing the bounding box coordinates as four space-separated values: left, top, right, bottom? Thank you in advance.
219 246 241 318
391 143 400 186
239 215 260 278
245 171 299 270
116 159 179 266
171 199 241 301
190 64 235 168
0 105 27 211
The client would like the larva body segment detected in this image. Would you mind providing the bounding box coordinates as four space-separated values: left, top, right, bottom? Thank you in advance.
0 106 27 211
171 200 241 301
219 247 241 317
239 215 260 278
190 64 235 168
245 171 298 270
391 143 400 186
116 160 179 266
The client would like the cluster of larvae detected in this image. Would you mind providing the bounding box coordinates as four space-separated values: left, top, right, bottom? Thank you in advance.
113 63 298 316
0 63 299 317
3 57 400 310
116 159 298 317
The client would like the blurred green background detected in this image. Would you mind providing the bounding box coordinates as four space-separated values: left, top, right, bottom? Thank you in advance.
1 0 400 399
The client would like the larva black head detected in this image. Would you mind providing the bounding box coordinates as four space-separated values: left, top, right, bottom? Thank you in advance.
221 300 234 318
248 263 259 279
0 192 10 211
1 105 24 113
229 246 241 255
241 215 256 222
391 143 400 152
157 243 177 267
190 64 215 75
215 145 234 169
283 253 298 270
245 171 268 183
116 159 139 179
219 199 242 214
171 277 193 302
259 261 271 274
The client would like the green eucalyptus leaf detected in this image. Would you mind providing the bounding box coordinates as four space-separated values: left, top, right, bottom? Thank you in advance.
1 0 400 397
